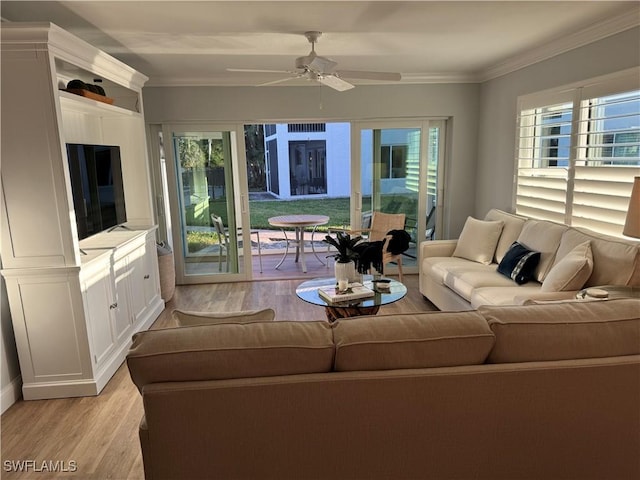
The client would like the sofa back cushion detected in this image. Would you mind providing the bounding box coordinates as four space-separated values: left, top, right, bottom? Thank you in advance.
172 308 276 326
480 299 640 363
484 209 527 263
554 228 640 287
452 217 504 265
127 321 334 391
517 220 568 282
332 311 495 371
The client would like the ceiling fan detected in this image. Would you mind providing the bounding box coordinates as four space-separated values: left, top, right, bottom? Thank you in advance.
228 31 402 92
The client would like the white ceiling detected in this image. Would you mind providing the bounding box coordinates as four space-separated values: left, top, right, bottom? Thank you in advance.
2 1 639 87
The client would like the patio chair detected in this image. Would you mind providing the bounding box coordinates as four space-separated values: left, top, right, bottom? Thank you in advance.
338 211 406 282
210 214 263 273
425 205 436 241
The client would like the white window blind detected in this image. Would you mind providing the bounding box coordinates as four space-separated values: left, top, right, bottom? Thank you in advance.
572 90 640 233
515 69 640 237
516 101 572 223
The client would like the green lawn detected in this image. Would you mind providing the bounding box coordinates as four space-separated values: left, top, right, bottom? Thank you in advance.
210 194 417 230
250 197 351 231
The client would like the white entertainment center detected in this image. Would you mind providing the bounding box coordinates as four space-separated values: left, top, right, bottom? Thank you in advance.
1 23 164 400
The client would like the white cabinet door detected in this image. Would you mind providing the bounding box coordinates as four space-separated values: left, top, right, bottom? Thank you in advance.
112 258 134 342
81 270 116 367
143 236 162 307
127 247 148 325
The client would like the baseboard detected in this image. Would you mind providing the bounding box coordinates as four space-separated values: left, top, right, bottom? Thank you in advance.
1 375 22 414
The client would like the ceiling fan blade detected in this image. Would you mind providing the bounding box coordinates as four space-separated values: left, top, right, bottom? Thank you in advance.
256 76 300 87
307 56 338 74
336 70 402 81
318 75 355 92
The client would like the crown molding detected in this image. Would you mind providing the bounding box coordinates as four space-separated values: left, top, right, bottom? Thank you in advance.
145 72 479 88
399 72 480 84
479 6 640 82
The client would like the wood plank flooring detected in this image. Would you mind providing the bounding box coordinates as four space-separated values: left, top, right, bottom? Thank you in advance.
1 274 434 479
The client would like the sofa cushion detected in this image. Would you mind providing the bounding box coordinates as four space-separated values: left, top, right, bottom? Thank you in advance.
517 220 568 282
484 209 527 263
172 308 276 326
443 265 516 301
541 241 593 292
422 257 488 285
497 241 541 285
471 285 543 309
480 299 640 363
554 228 640 287
332 311 495 371
453 217 504 265
127 321 334 391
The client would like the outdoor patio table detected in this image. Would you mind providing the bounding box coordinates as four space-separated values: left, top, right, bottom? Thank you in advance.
268 214 329 273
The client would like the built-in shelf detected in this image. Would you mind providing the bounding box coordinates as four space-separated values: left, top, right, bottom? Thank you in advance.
58 90 140 117
1 22 161 401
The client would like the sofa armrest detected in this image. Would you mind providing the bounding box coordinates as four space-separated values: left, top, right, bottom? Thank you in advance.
514 291 579 305
420 239 458 259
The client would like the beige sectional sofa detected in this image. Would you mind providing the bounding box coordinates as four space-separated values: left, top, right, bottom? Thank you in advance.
420 209 640 311
127 299 640 480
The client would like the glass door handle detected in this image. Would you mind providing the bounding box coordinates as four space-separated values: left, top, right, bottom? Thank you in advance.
241 194 248 214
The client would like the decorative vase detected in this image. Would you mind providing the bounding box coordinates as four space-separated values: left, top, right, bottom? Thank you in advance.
334 260 359 285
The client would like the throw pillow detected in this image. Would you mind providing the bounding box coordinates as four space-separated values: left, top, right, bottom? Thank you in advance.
452 217 504 265
541 241 593 292
172 308 276 327
497 241 541 284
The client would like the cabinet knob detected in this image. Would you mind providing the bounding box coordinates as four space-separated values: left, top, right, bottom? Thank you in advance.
144 274 150 279
109 303 118 309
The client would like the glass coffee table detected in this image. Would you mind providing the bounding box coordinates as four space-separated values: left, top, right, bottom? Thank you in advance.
296 276 407 322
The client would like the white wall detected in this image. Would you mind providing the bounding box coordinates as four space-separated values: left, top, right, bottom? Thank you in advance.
475 27 640 217
143 82 480 237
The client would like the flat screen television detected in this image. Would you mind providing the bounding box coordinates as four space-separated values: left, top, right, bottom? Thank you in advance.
66 143 127 240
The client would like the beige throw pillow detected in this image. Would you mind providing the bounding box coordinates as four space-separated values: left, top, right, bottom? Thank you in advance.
541 241 593 292
516 220 568 282
172 308 276 326
453 217 504 265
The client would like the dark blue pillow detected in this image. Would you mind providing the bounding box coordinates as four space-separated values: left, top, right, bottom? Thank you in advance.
497 242 540 284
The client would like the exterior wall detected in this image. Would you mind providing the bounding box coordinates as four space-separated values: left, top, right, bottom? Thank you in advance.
265 123 416 199
475 26 640 217
266 123 351 200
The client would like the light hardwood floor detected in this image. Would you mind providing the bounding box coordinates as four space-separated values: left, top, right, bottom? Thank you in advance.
1 274 434 479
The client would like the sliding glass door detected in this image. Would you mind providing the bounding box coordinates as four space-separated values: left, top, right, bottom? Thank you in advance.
354 120 445 271
163 124 252 283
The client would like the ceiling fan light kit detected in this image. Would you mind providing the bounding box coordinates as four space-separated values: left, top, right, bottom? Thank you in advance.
230 31 402 91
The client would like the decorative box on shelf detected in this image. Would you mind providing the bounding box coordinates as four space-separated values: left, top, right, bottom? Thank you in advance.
63 88 114 105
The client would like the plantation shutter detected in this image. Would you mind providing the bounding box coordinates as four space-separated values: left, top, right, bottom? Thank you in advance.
515 68 640 237
572 89 640 235
515 96 574 223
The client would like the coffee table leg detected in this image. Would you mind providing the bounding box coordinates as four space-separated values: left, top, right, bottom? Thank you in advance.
325 305 380 322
